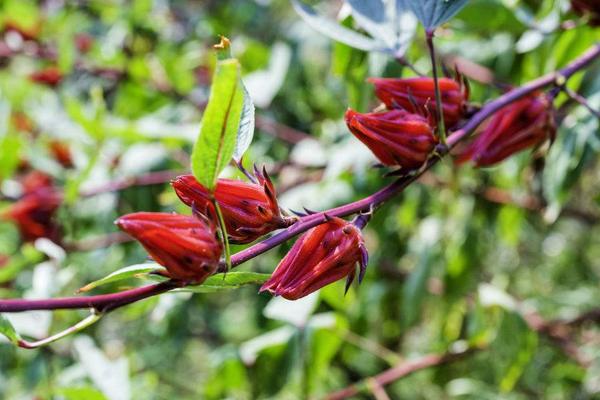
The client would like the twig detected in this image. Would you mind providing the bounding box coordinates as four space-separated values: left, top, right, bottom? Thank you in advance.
326 346 479 400
80 170 183 197
255 115 314 144
63 232 132 252
0 44 599 314
562 87 600 119
426 29 447 144
327 305 600 398
342 330 402 366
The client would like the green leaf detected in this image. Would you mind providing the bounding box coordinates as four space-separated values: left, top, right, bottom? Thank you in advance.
77 263 164 293
291 0 386 52
177 272 271 293
0 134 22 182
56 386 107 400
399 0 469 30
191 57 244 191
402 218 441 327
232 84 255 162
0 313 22 346
347 0 417 56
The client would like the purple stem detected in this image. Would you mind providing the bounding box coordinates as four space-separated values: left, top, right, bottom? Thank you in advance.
1 43 599 314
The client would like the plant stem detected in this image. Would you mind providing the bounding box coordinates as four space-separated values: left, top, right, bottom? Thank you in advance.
0 43 598 314
426 29 447 144
562 87 600 119
18 311 103 349
211 198 232 271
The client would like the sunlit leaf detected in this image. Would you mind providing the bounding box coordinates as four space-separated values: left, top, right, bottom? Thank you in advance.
192 51 244 190
77 263 164 293
291 0 386 52
232 84 255 162
399 0 469 30
0 313 22 346
177 272 271 293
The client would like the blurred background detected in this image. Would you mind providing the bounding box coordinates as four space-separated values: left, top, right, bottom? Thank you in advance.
0 0 599 399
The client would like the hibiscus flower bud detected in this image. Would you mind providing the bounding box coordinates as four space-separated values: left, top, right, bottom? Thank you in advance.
172 168 293 244
29 67 63 87
456 93 555 167
20 171 54 195
1 189 62 242
49 141 74 168
260 217 368 300
115 212 222 283
368 76 469 128
345 108 438 169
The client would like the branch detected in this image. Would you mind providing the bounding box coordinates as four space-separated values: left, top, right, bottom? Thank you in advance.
79 170 183 197
326 346 480 400
326 304 600 399
1 44 599 314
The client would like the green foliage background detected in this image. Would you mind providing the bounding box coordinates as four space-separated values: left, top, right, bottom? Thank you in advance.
0 0 599 399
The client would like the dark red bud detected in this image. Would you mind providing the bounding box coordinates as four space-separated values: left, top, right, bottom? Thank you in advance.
115 212 222 283
456 92 555 167
368 76 469 128
1 188 62 242
20 171 54 195
345 108 437 169
260 217 368 300
172 168 289 244
29 67 63 87
49 141 74 168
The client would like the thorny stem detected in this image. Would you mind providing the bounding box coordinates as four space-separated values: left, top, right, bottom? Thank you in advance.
0 43 599 314
426 29 447 145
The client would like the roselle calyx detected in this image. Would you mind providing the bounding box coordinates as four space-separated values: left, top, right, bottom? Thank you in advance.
29 67 63 87
1 188 62 242
115 212 222 283
456 92 555 167
260 217 368 300
368 76 469 128
172 167 293 244
345 108 438 170
49 141 74 168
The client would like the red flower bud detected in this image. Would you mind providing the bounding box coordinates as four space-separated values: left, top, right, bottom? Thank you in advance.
172 168 291 244
368 76 469 128
571 0 600 26
75 33 94 53
115 212 222 283
456 93 555 167
260 217 368 300
29 67 63 87
345 109 438 169
49 141 74 168
1 189 62 242
20 171 54 195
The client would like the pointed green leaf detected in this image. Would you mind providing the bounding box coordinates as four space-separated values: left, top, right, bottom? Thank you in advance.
177 272 271 293
291 0 386 52
232 84 255 162
0 314 22 346
77 263 164 293
399 0 469 30
192 57 244 191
